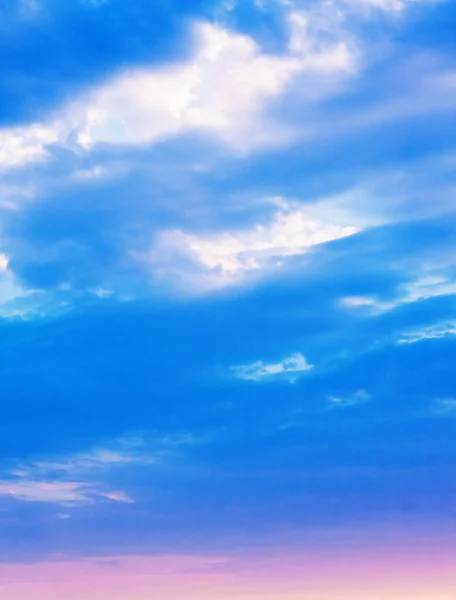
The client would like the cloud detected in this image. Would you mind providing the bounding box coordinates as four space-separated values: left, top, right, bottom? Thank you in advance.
0 7 359 170
0 481 91 505
31 450 140 475
75 18 355 152
353 0 405 10
99 491 135 503
0 440 148 506
398 320 456 344
0 433 199 508
0 124 60 171
0 253 68 321
0 274 68 320
233 352 314 382
0 441 139 505
339 63 456 134
147 195 363 291
327 389 371 407
342 274 456 313
13 436 159 478
0 0 449 175
433 398 456 416
0 261 41 318
0 479 133 506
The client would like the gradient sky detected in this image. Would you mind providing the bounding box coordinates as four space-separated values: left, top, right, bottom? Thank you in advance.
1 0 456 598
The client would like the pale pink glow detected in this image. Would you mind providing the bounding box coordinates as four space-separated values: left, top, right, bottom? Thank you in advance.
1 537 455 600
98 491 134 503
0 480 134 506
0 481 90 504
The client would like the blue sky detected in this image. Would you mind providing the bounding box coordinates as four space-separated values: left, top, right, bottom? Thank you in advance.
0 1 456 597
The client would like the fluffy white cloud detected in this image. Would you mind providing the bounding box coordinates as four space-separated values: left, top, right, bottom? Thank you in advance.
233 352 313 382
75 20 350 151
0 0 448 172
0 124 60 170
0 8 357 170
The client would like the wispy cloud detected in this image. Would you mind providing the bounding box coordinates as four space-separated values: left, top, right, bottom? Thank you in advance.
0 442 147 506
327 389 371 408
398 320 456 344
0 479 133 506
0 481 91 505
15 439 157 479
233 352 314 383
433 398 456 417
0 434 200 507
342 274 456 314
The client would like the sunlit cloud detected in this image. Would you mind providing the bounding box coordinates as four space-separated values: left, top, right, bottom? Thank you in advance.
148 196 363 291
0 10 357 171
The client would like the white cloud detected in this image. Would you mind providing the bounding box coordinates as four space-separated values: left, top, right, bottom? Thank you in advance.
0 124 60 170
70 16 355 152
0 259 36 314
99 491 135 503
0 0 447 172
398 320 456 344
342 275 456 313
233 352 314 382
0 9 358 170
401 276 456 304
0 254 8 272
90 287 115 299
327 389 371 407
148 196 363 291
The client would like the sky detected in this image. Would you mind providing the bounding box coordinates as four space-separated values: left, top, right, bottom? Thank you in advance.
0 0 456 598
